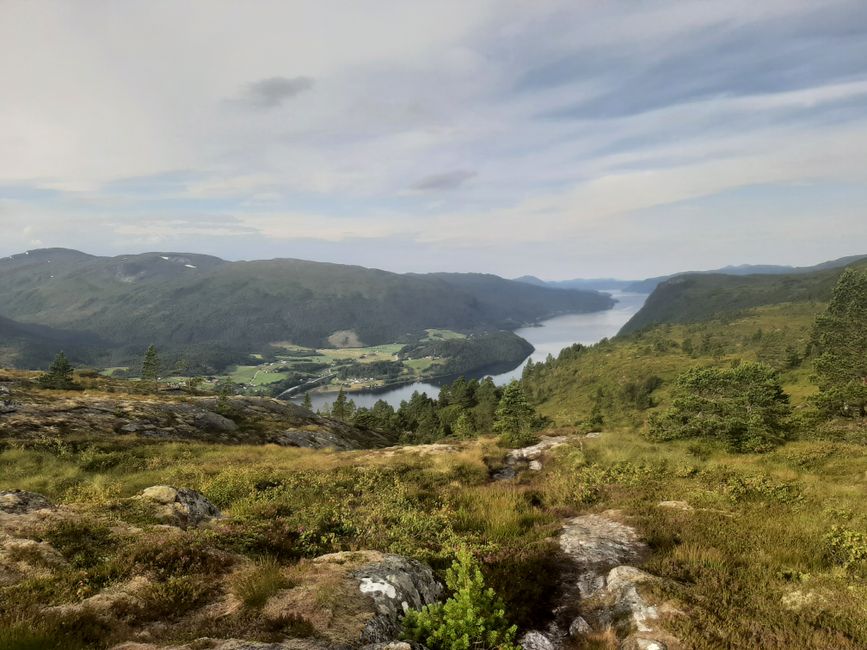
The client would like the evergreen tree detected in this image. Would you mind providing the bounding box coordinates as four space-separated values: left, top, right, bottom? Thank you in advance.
648 362 791 452
403 548 519 650
302 392 313 410
331 388 355 421
453 411 476 438
812 268 867 417
38 351 77 390
141 345 161 389
493 381 536 447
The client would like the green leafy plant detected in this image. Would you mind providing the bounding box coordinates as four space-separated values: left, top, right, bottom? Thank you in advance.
402 548 519 650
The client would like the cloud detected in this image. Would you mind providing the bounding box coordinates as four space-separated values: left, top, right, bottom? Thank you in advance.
411 170 476 191
241 76 315 108
0 1 866 278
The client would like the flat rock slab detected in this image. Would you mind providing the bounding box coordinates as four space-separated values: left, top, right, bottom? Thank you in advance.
0 490 53 515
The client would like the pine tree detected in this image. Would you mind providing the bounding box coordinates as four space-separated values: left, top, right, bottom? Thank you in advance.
38 351 77 390
141 345 161 390
453 411 475 438
302 392 313 410
403 548 519 650
493 381 536 447
812 268 867 417
331 388 355 421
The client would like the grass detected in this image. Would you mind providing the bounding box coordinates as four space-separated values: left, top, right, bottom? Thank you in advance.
231 556 291 608
2 299 866 647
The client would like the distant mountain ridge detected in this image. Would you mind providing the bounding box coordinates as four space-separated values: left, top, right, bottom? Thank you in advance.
618 257 867 335
0 248 613 370
514 254 867 294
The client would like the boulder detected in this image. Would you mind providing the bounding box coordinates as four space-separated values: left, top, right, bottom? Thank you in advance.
138 485 220 527
568 615 591 637
519 631 556 650
0 490 53 514
353 554 443 643
0 400 16 414
261 550 442 647
494 436 569 479
193 410 238 433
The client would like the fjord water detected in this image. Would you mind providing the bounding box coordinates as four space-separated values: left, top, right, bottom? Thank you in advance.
304 290 647 411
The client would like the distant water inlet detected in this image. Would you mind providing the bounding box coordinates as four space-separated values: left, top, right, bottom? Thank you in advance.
299 290 647 412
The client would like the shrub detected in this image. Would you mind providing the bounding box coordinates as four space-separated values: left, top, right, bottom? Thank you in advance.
402 548 519 650
824 525 867 573
40 519 117 569
647 363 791 452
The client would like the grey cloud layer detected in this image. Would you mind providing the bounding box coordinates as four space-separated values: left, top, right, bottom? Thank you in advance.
1 0 866 277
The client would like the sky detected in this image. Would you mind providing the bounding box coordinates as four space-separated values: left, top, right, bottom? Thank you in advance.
2 0 867 280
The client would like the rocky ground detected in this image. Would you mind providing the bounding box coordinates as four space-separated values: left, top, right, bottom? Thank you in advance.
0 429 682 649
0 375 394 449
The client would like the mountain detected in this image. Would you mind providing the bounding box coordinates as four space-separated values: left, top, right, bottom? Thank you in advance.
514 276 633 291
516 254 867 294
0 248 613 369
0 314 105 369
619 257 867 335
622 254 867 293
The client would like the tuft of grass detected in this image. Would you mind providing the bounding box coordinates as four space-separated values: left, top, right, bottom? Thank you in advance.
231 557 291 609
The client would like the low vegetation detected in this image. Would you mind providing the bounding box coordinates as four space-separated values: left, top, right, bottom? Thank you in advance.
0 267 865 648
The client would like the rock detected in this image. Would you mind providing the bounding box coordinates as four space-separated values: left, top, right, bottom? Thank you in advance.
353 554 443 643
0 384 10 395
568 615 591 637
0 400 16 414
621 637 668 650
0 490 53 514
276 429 359 450
559 512 646 598
657 501 692 511
113 640 331 650
361 643 429 650
494 436 569 479
138 485 220 527
520 631 556 650
193 410 238 433
260 550 441 647
597 566 659 633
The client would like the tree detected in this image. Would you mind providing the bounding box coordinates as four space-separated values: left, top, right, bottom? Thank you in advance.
331 388 355 421
453 411 476 438
141 345 161 389
38 351 78 390
403 548 519 650
493 381 537 448
302 392 313 410
647 362 791 452
812 268 867 417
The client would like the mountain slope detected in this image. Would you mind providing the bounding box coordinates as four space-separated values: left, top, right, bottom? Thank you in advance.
623 254 867 293
619 258 867 335
0 314 105 368
0 249 612 369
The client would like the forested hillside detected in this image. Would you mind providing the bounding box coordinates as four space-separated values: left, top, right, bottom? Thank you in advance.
0 249 612 369
618 259 867 335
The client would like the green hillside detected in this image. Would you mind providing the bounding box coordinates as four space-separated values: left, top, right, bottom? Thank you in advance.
618 258 867 335
0 249 612 370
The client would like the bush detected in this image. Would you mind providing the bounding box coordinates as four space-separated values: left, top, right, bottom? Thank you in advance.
824 525 867 573
402 548 519 650
647 363 791 452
